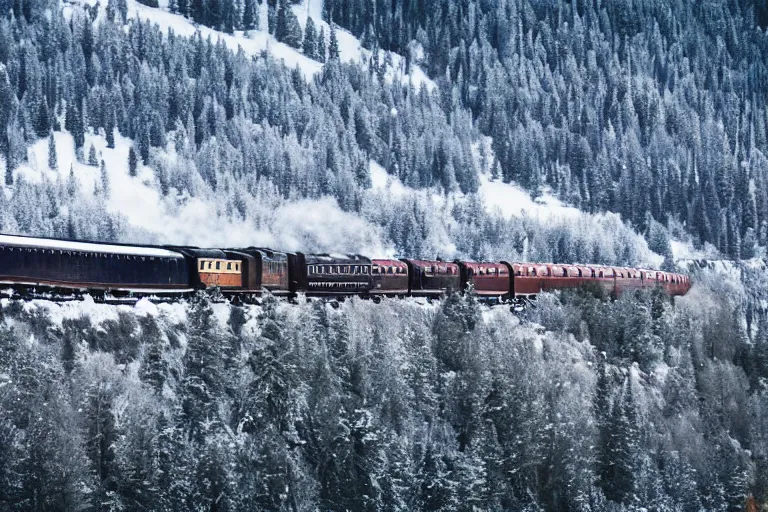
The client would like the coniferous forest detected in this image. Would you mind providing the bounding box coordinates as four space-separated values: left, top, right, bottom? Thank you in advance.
1 0 768 510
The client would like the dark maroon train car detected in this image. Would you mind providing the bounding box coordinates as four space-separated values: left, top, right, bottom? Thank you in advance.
371 259 409 296
231 248 291 296
457 261 512 299
402 259 460 297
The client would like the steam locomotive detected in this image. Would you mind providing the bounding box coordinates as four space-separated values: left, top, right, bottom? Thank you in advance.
0 234 691 303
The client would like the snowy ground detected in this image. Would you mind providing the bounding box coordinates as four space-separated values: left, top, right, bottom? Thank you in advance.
478 173 581 221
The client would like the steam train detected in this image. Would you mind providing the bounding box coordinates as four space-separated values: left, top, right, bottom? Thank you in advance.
0 234 691 303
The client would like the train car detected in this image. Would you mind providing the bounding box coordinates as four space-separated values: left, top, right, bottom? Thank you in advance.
402 259 461 297
506 262 546 299
232 248 291 296
661 272 690 297
174 248 245 290
613 267 643 295
371 259 409 296
457 261 511 300
288 253 373 296
0 234 191 293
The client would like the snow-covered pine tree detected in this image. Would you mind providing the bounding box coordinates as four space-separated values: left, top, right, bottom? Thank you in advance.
47 132 57 170
128 146 138 177
88 143 98 166
328 24 340 60
242 0 257 30
303 16 317 58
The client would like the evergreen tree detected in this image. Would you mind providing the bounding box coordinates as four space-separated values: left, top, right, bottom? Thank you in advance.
36 96 50 138
282 6 303 49
328 24 340 60
100 159 109 195
317 26 327 62
47 132 57 170
88 143 98 166
105 109 115 149
139 316 167 394
128 146 138 177
181 294 223 442
242 0 257 30
303 16 317 58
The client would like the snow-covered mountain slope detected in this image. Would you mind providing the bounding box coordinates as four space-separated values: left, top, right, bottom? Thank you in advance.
69 0 435 89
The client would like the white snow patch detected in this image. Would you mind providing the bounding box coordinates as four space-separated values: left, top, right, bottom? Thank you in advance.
478 173 581 221
23 295 121 326
670 239 721 261
210 301 232 330
369 160 407 198
133 297 160 317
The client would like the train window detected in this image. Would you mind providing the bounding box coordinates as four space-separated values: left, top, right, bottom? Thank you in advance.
227 262 232 270
216 261 221 270
531 268 537 276
372 265 378 274
200 261 205 270
363 266 369 274
236 264 239 271
208 262 212 270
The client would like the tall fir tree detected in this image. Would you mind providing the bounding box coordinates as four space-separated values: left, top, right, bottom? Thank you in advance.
242 0 257 30
128 146 138 177
328 24 340 60
47 132 57 170
303 16 317 58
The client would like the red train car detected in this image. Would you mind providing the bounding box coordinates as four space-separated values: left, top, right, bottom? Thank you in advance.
457 261 512 300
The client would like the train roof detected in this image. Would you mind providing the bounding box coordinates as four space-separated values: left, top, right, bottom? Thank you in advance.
372 259 408 267
304 253 371 264
0 233 185 259
405 259 460 268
